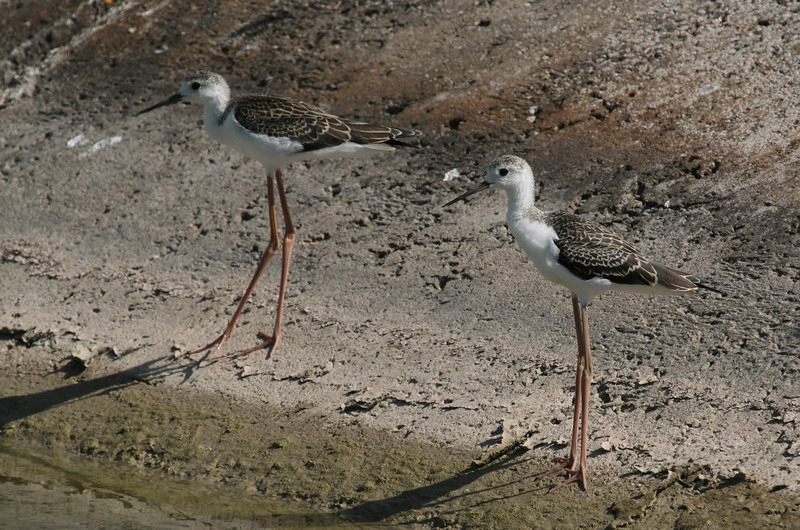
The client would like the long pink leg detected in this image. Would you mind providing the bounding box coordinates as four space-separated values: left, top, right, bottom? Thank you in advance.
188 172 282 359
537 295 593 491
536 304 583 479
233 169 296 359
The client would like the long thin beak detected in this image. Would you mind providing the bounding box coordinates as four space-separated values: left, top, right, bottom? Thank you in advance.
443 181 491 207
134 93 183 116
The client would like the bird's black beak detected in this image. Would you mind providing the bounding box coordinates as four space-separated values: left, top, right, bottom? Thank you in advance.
443 181 491 207
134 93 183 116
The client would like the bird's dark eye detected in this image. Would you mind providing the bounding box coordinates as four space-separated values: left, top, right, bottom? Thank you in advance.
499 168 509 176
190 82 200 90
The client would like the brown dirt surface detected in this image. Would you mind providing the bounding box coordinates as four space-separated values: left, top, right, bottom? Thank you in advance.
2 0 799 527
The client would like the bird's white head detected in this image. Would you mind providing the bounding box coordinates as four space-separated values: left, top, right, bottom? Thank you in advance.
443 154 534 207
485 154 534 191
177 70 230 105
135 70 230 116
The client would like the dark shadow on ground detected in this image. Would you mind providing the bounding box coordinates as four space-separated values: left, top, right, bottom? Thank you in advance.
0 356 187 427
343 445 547 524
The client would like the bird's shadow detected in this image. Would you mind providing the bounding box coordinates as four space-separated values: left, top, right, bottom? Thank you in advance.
0 352 190 428
342 445 550 525
0 324 286 429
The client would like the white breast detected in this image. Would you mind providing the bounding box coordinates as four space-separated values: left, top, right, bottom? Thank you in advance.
508 215 614 301
508 216 560 278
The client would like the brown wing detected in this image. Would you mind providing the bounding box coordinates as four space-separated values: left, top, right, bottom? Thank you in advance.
545 211 658 286
229 94 350 149
228 94 421 151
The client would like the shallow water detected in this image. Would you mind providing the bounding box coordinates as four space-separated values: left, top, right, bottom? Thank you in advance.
0 439 352 529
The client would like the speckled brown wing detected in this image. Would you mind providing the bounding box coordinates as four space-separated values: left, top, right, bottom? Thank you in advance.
545 211 658 286
228 94 421 151
229 94 352 150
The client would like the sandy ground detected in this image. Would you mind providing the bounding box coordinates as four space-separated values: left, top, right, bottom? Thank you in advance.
1 0 799 526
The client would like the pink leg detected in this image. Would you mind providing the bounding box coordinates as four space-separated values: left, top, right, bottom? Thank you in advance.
535 325 583 479
233 169 296 359
537 295 593 492
188 171 283 359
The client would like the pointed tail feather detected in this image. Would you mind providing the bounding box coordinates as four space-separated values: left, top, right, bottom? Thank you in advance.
686 276 727 296
387 126 423 140
652 262 724 296
347 121 422 146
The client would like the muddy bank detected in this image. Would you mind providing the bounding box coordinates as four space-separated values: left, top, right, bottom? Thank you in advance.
2 340 798 528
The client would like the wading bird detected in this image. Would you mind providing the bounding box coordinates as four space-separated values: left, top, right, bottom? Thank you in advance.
137 70 420 360
445 154 721 491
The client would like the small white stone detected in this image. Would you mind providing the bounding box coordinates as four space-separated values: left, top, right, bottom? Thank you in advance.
444 168 461 181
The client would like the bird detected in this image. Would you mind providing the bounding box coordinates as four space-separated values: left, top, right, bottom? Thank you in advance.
135 70 421 361
444 154 722 491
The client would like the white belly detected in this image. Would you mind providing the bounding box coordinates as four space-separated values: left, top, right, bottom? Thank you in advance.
205 114 395 172
207 115 303 169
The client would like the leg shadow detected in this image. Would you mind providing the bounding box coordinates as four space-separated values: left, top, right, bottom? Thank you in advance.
0 356 186 427
343 444 539 524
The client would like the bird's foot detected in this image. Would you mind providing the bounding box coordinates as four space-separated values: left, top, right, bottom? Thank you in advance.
548 466 588 492
535 456 588 492
182 330 280 364
535 456 575 479
229 331 281 360
186 332 230 359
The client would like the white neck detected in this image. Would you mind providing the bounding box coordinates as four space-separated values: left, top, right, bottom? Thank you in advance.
201 87 230 130
503 178 536 224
